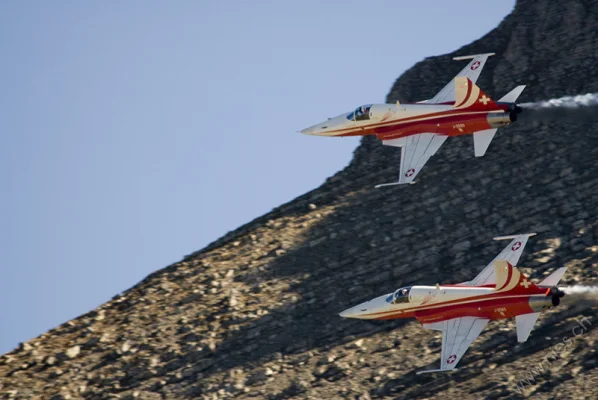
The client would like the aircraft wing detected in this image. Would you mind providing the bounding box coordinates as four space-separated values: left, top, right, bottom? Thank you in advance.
464 233 537 287
375 133 448 187
427 53 495 104
417 316 489 374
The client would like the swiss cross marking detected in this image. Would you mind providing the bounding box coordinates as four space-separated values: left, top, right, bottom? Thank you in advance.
405 168 415 177
520 279 531 289
447 354 457 364
470 61 481 70
511 241 522 251
479 95 490 105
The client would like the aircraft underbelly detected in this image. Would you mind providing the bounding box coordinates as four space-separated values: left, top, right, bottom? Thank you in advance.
435 114 494 136
372 112 495 140
414 296 536 323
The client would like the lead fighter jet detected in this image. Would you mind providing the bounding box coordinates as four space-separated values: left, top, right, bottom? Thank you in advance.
339 234 568 374
301 53 525 187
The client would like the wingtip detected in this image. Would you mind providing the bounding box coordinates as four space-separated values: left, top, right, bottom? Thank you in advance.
492 233 537 241
374 180 417 188
416 368 454 375
452 52 495 60
374 182 402 189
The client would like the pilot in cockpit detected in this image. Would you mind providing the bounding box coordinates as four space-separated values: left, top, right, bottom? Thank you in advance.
391 287 411 304
353 105 371 121
346 105 372 121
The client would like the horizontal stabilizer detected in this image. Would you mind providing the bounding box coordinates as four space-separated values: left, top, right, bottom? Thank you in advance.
516 313 540 343
539 267 568 286
499 85 526 102
473 128 498 157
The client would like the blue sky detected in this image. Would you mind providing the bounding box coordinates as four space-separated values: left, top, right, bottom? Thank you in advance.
0 1 515 354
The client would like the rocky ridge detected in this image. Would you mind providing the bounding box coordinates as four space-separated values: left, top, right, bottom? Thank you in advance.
3 0 598 399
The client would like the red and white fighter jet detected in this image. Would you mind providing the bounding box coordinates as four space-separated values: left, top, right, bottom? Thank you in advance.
301 53 525 187
339 233 567 374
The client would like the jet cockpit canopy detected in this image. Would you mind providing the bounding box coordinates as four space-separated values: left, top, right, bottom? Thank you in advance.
347 104 372 121
387 286 412 304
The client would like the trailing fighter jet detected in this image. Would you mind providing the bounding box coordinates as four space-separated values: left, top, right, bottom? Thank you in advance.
301 53 525 187
339 233 567 374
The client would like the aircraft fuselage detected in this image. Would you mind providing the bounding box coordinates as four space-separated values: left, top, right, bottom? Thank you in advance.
340 284 556 324
301 102 516 140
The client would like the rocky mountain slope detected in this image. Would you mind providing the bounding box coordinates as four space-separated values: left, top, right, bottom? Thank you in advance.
3 0 598 399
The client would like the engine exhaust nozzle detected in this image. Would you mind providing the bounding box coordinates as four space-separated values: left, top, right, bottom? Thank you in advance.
528 296 554 312
548 287 566 298
487 112 513 128
543 286 565 307
552 295 560 306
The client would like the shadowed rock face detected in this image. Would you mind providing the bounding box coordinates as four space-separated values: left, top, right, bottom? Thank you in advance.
3 1 598 399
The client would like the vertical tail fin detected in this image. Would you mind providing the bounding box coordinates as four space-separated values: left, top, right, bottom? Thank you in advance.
453 77 498 110
493 260 540 293
471 85 526 157
515 268 567 343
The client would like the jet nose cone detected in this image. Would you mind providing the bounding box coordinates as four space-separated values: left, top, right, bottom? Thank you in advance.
301 119 335 136
339 305 366 319
301 123 325 135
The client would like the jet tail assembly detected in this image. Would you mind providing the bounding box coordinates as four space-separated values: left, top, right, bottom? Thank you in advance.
470 81 526 157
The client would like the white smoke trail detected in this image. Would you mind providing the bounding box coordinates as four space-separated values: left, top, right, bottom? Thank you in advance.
561 285 598 295
521 93 598 109
560 285 598 307
519 92 598 123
